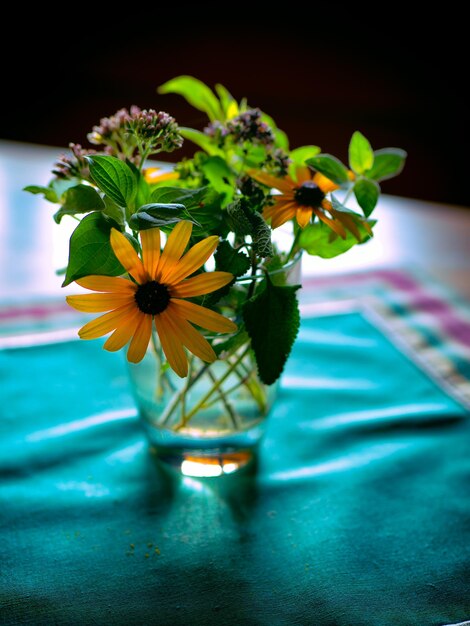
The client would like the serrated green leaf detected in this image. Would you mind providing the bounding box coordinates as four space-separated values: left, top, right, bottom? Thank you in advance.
87 155 136 208
129 203 199 230
306 154 349 185
226 200 253 236
158 75 223 121
226 200 273 257
299 219 375 258
53 184 105 224
249 212 273 258
180 127 223 156
349 131 374 174
366 148 407 181
62 213 125 286
214 241 251 277
243 275 301 384
354 178 380 217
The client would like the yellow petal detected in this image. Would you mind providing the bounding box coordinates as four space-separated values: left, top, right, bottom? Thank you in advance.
104 308 141 352
110 228 147 284
144 168 179 184
294 166 312 184
140 228 161 281
127 313 153 363
154 310 188 377
66 293 135 313
166 308 216 363
166 236 219 284
330 209 361 241
314 208 347 239
171 299 237 334
170 272 234 298
76 275 136 293
270 204 298 229
295 208 313 229
313 172 339 193
248 169 296 194
156 221 192 282
78 304 137 340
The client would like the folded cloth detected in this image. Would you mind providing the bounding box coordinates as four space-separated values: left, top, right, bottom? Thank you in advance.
1 269 469 626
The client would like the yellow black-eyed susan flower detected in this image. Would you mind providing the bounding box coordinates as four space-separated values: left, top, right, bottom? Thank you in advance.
66 221 236 377
250 166 363 239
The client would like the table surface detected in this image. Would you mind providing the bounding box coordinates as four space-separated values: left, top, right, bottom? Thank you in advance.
1 141 470 626
1 139 470 301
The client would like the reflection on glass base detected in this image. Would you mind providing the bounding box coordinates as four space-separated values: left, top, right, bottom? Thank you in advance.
150 446 256 477
142 417 265 477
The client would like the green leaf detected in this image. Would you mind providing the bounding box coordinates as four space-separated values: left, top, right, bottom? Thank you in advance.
299 219 375 258
201 156 234 203
214 241 251 277
215 83 239 120
151 186 226 236
306 154 349 185
158 75 223 121
62 213 125 286
53 184 105 224
129 203 199 230
87 155 136 208
289 145 321 179
102 196 125 228
180 127 223 156
354 178 380 217
365 148 407 181
290 145 321 165
250 212 273 258
226 199 273 257
24 184 58 203
243 275 301 384
24 178 80 204
349 131 374 174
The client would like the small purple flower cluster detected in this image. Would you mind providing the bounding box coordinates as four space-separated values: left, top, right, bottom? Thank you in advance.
227 109 275 147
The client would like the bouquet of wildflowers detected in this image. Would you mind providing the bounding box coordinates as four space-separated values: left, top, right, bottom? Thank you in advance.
25 76 406 388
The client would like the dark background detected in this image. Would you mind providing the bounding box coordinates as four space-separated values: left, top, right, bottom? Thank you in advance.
2 9 468 206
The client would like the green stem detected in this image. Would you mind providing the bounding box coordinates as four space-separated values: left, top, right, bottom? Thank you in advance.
158 362 210 427
175 346 251 431
203 374 250 411
206 369 240 430
286 224 302 262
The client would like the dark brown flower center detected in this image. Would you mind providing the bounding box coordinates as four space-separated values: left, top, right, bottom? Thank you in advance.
134 281 170 314
294 181 325 208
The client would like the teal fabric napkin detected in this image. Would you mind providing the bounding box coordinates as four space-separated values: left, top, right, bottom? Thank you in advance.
1 270 469 626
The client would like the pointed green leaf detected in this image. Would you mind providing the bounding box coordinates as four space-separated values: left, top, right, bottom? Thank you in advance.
53 184 105 224
62 213 125 286
354 178 380 217
158 75 223 121
243 275 301 384
349 131 374 174
299 219 375 258
366 148 407 181
87 155 136 208
306 154 349 185
24 184 59 203
129 203 199 230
